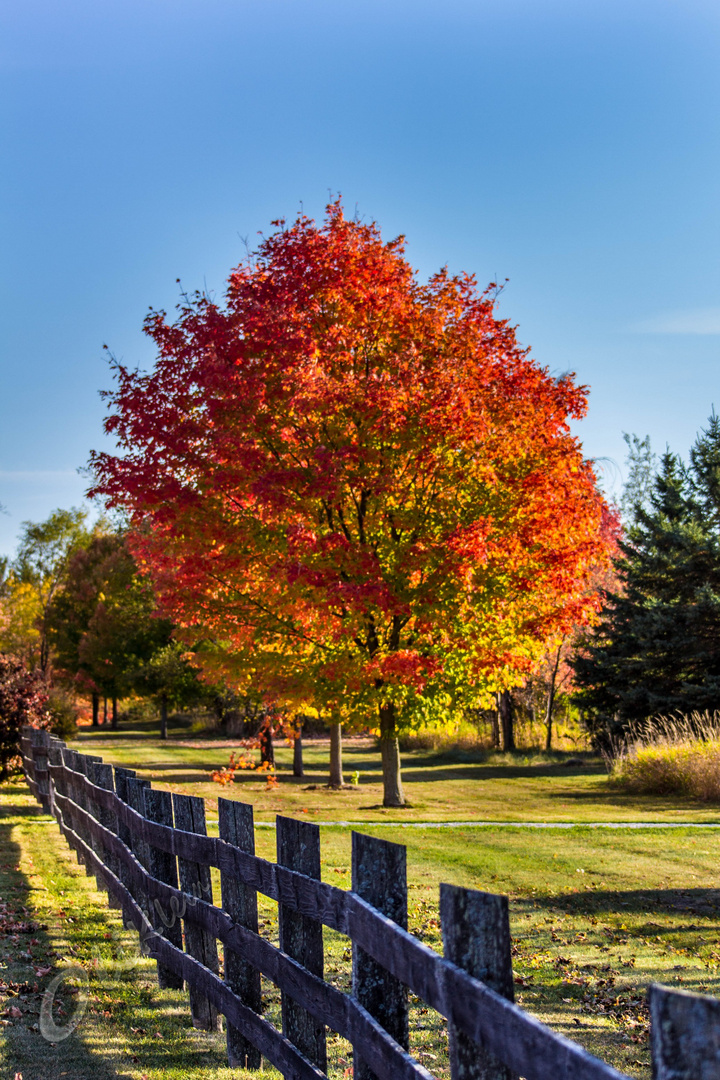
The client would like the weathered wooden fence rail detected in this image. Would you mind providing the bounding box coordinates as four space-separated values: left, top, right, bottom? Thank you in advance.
20 726 720 1079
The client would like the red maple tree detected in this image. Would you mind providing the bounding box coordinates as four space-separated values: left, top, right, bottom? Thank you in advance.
90 202 616 805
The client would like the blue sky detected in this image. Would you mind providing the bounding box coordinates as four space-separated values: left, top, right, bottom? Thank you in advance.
2 0 719 556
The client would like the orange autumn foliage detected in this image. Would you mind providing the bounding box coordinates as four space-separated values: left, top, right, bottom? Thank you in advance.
90 202 616 751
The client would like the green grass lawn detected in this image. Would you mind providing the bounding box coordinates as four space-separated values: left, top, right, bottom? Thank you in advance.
73 718 720 824
2 720 720 1080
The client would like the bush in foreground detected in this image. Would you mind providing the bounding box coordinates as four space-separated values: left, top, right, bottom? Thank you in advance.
611 711 720 801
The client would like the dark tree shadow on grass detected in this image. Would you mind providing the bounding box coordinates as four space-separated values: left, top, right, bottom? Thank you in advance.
547 785 720 814
399 762 607 783
516 886 720 922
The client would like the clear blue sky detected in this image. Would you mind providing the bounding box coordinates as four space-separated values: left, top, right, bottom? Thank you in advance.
2 0 719 556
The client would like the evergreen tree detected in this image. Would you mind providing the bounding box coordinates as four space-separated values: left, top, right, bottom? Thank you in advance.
620 432 658 527
574 421 720 745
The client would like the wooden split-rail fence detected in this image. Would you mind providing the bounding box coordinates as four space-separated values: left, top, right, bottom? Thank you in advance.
20 726 720 1080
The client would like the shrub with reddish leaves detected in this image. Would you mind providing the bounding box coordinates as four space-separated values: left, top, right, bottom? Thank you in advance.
0 655 49 779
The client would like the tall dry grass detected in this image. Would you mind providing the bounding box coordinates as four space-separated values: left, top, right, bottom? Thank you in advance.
611 711 720 801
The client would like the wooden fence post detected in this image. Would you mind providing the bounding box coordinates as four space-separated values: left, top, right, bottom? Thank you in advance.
143 787 184 991
218 797 262 1070
277 815 327 1071
650 984 720 1079
20 725 31 775
85 759 111 895
46 740 63 817
70 751 98 875
113 766 136 923
172 792 220 1030
352 832 409 1080
93 762 121 910
113 766 137 848
60 748 83 864
440 884 515 1080
124 775 153 937
30 728 50 808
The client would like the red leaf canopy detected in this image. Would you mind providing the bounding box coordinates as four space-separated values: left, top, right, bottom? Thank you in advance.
90 202 615 720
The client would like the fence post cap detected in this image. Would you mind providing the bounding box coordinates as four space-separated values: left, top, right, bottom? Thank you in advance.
650 981 720 1079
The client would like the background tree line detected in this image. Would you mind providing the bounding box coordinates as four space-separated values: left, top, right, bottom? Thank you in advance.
0 511 218 759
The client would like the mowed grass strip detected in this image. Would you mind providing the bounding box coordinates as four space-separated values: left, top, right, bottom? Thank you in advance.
4 765 720 1080
73 721 720 824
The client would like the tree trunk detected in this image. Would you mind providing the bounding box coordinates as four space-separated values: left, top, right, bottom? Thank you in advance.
545 645 563 752
259 721 275 767
160 695 168 741
544 691 555 752
92 692 99 728
111 695 118 731
378 702 406 807
39 623 50 676
103 696 108 725
329 722 344 788
293 717 304 778
499 691 515 751
490 707 500 749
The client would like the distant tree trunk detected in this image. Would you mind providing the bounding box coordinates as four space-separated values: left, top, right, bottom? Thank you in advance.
490 707 501 749
499 691 515 751
92 692 99 727
329 722 344 788
111 695 118 730
379 702 406 807
293 716 304 777
259 721 274 767
103 696 108 726
160 695 168 741
39 623 50 676
545 645 563 751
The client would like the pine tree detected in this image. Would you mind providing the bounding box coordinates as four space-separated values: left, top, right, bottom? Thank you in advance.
574 422 720 745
